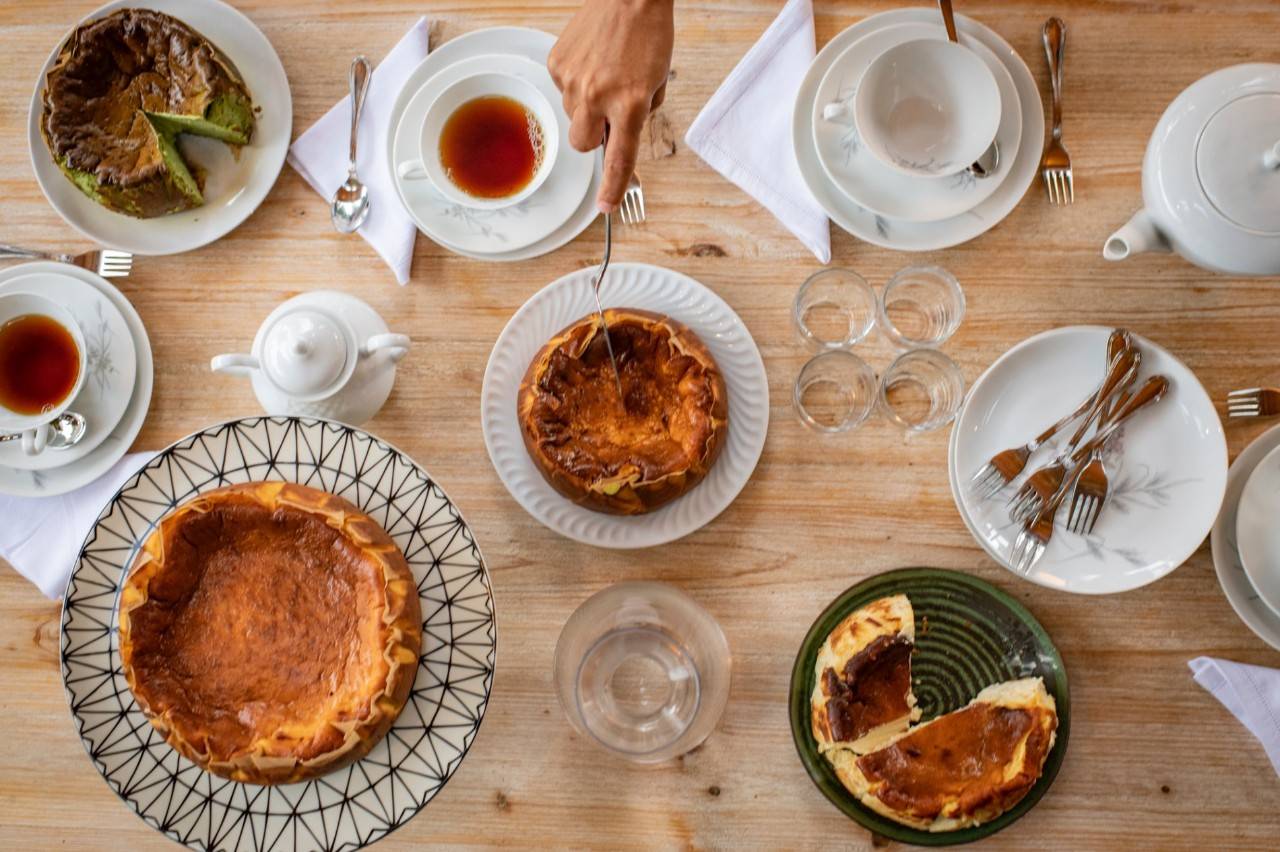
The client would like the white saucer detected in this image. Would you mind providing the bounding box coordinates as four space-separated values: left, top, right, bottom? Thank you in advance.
1235 444 1280 616
0 270 136 471
1213 424 1280 651
392 54 594 254
27 0 291 256
794 9 1043 250
812 21 1021 223
0 263 152 497
388 27 602 262
481 263 769 548
948 326 1228 594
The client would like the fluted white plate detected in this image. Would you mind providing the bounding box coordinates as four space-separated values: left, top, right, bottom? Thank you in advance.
481 263 768 548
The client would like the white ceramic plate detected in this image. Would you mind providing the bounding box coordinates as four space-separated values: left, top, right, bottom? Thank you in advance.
1235 443 1280 616
392 53 593 254
1212 424 1280 651
812 21 1020 223
481 263 769 548
794 9 1043 250
0 269 136 470
61 416 495 851
948 326 1228 594
388 27 602 262
0 262 152 497
27 0 291 255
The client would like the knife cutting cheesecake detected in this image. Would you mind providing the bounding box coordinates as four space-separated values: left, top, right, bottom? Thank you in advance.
812 595 1059 832
118 482 421 785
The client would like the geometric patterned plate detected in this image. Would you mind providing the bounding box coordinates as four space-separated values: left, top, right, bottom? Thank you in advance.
60 417 496 851
789 567 1069 846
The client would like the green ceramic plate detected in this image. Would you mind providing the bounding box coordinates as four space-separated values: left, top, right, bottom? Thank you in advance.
789 568 1069 846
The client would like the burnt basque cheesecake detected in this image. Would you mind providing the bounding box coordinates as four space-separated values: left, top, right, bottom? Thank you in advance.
118 482 421 785
518 308 729 515
41 8 255 218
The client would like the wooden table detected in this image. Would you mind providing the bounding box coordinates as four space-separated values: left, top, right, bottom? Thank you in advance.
2 1 1279 848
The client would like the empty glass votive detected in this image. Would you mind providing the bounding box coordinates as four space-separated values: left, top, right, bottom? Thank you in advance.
877 265 966 348
793 350 878 433
877 349 966 432
793 269 878 351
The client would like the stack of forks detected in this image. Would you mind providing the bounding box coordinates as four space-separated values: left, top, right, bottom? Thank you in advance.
969 329 1171 574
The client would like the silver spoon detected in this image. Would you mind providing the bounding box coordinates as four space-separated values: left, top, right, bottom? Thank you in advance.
0 411 88 451
937 0 1000 179
330 56 372 233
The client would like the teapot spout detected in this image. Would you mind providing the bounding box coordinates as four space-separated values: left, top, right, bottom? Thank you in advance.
1104 210 1169 261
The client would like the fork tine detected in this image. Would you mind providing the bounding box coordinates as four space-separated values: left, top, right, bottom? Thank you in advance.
1055 171 1065 205
624 193 638 225
1084 495 1104 534
1066 170 1075 204
635 188 646 222
1228 388 1263 398
1042 171 1055 204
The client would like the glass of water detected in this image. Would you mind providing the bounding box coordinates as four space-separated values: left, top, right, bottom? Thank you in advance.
554 582 731 763
877 265 965 348
793 269 878 351
793 350 878 433
878 349 966 432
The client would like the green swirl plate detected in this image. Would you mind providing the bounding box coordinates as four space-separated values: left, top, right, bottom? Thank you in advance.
789 567 1069 846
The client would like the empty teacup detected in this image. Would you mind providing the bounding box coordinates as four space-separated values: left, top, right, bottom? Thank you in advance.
841 38 999 178
0 292 86 456
397 70 559 209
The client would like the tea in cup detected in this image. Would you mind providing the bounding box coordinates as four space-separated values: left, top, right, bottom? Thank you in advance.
0 292 86 456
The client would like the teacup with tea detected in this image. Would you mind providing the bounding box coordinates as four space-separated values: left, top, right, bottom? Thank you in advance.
0 292 86 456
398 70 559 209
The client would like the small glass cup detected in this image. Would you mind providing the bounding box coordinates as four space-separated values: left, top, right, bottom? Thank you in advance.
878 348 966 432
793 269 877 351
793 350 878 433
877 265 966 349
554 582 731 764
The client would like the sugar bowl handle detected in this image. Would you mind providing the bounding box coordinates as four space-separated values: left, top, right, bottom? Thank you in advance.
211 353 261 377
361 333 410 363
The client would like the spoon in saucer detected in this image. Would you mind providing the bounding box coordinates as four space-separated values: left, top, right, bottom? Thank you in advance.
0 411 88 451
938 0 1000 179
331 56 372 233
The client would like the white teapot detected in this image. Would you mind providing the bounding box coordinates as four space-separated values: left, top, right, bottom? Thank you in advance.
1104 64 1280 276
212 291 409 426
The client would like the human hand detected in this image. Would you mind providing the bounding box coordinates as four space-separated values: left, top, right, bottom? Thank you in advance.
548 0 674 213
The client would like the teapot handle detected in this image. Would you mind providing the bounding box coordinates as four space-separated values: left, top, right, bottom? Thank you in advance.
211 353 260 377
361 333 410 363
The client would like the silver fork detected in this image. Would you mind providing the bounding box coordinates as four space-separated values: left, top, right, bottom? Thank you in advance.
619 173 645 225
0 243 133 278
1066 389 1131 535
1227 387 1280 418
1040 17 1073 205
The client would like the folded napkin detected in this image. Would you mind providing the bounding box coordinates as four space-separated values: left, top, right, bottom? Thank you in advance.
288 18 431 285
685 0 830 263
1189 656 1280 776
0 452 155 599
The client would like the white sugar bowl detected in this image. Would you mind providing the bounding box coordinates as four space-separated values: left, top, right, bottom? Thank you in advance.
212 291 409 425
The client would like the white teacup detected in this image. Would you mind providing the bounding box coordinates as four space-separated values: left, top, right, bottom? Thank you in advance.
825 38 999 179
0 292 86 456
397 70 559 210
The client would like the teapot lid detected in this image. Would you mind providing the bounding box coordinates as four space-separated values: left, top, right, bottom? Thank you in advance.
1195 93 1280 234
260 309 350 396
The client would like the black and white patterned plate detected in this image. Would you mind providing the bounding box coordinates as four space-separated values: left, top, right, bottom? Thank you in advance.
60 417 496 851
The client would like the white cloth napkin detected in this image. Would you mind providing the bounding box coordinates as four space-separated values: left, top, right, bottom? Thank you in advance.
685 0 830 263
287 18 431 285
0 452 155 599
1189 656 1280 776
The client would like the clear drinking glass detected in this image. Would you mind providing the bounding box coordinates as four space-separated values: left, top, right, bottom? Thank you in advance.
878 348 966 432
793 269 878 351
877 265 966 348
554 582 731 764
793 350 878 433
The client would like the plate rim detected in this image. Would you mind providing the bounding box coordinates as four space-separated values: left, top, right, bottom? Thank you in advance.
1232 441 1280 618
59 414 497 851
787 566 1070 846
26 0 293 255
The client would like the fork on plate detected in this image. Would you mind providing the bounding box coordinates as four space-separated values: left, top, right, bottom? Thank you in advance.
1066 390 1132 535
0 243 133 278
1040 17 1074 205
619 173 645 225
1227 387 1280 418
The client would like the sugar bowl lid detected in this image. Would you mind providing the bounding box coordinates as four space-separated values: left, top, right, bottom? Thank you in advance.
259 308 353 397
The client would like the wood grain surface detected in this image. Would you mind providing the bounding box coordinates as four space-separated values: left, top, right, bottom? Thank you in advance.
1 1 1279 849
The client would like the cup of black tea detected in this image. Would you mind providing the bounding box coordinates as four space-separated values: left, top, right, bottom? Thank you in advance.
397 71 559 209
0 292 86 456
